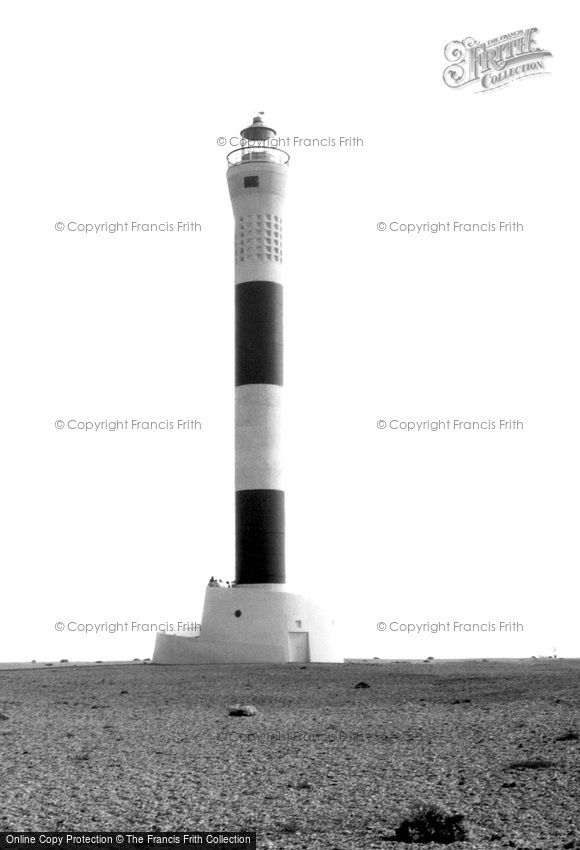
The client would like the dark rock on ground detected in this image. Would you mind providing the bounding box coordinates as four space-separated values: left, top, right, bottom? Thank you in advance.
555 730 578 742
506 758 555 770
228 704 257 716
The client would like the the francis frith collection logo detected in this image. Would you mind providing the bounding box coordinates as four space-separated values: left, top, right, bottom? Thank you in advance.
443 28 552 93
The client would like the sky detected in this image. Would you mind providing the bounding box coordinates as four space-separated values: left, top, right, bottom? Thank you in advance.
1 0 578 662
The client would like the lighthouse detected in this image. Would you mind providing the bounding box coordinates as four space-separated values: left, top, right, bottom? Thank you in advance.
153 115 340 664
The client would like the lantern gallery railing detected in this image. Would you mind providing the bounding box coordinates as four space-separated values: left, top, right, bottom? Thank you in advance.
227 147 290 168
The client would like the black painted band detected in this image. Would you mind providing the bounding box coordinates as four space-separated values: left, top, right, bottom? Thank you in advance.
236 281 283 387
236 489 285 584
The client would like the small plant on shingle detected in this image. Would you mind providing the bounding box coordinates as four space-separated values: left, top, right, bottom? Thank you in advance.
395 802 467 844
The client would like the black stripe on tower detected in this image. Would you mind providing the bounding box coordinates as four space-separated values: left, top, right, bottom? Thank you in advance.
236 489 285 584
236 281 283 387
235 279 285 584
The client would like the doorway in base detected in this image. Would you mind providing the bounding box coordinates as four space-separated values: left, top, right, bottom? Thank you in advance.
288 631 310 662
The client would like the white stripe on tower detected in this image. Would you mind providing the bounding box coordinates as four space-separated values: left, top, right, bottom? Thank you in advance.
235 384 282 491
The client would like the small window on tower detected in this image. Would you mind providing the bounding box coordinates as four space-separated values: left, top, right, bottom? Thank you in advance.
244 176 259 188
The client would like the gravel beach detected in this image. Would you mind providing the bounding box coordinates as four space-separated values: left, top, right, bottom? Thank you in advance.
0 659 578 848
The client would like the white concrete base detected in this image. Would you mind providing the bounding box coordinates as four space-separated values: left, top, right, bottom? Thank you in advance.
153 585 342 664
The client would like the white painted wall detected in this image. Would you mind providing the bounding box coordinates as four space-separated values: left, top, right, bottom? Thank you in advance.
153 586 342 663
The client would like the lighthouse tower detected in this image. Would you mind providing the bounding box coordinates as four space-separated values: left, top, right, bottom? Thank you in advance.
152 115 340 664
230 114 287 587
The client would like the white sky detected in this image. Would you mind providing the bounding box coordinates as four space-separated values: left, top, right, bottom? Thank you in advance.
1 0 578 662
